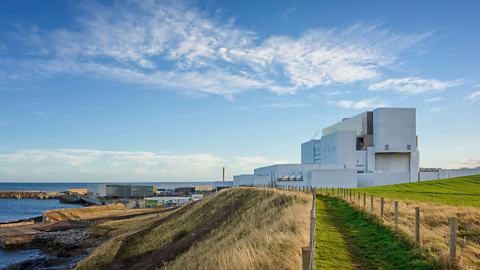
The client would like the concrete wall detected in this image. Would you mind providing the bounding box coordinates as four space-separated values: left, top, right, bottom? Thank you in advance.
254 175 272 186
87 184 106 197
356 150 366 172
301 140 321 164
375 153 410 172
366 147 375 173
439 168 480 179
373 108 416 153
311 169 357 188
233 174 255 186
420 172 439 181
373 172 410 186
320 131 356 169
358 173 375 187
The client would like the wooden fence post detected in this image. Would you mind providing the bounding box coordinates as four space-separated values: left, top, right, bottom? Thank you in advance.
380 197 384 220
370 195 373 212
358 192 360 202
363 193 366 207
394 201 398 231
349 190 352 201
450 217 457 269
302 247 310 270
415 207 420 246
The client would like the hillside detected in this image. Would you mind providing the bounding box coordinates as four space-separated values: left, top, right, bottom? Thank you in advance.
354 174 480 207
75 187 312 270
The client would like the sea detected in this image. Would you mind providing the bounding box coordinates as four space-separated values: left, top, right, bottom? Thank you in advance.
0 181 221 268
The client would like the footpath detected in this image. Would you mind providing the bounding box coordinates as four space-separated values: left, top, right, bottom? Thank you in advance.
314 195 430 270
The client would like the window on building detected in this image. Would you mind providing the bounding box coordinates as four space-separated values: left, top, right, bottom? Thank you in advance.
407 144 411 151
357 159 359 163
385 145 389 151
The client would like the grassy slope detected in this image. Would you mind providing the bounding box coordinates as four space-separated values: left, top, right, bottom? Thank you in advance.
76 188 312 270
354 174 480 208
316 196 432 269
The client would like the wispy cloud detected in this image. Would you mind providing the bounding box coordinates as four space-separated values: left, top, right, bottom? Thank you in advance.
257 102 307 108
465 90 480 103
449 158 480 169
335 98 387 109
0 1 436 98
369 77 462 94
430 106 448 112
278 6 298 20
424 97 443 102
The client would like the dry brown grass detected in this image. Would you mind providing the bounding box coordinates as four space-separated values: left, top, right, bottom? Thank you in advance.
44 203 164 221
75 209 177 270
75 188 312 270
343 193 480 269
163 188 312 270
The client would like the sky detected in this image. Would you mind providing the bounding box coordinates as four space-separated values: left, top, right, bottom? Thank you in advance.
0 0 479 182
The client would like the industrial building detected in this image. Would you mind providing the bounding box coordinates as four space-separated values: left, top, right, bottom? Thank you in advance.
87 184 154 198
233 107 480 188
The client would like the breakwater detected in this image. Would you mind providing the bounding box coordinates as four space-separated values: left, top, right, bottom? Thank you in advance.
0 191 63 199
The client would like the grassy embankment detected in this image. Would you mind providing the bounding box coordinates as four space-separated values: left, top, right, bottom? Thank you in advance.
338 174 480 269
44 203 168 221
315 196 432 269
354 174 480 207
75 187 312 270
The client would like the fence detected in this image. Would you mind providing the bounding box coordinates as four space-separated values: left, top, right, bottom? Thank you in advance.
317 187 480 270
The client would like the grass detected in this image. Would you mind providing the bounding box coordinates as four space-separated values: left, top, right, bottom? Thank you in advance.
315 198 355 269
316 195 432 269
75 188 313 270
44 202 168 221
333 190 480 269
353 174 480 208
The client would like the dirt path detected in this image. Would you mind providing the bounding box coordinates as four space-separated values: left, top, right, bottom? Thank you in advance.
104 199 247 270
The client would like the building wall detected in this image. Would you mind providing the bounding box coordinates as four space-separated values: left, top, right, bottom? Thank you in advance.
375 153 410 172
254 175 272 186
373 172 410 186
311 169 357 188
356 150 366 172
320 131 356 169
301 140 321 164
358 173 375 187
322 111 370 137
373 108 416 153
420 172 439 181
233 174 255 186
439 168 480 179
366 147 375 173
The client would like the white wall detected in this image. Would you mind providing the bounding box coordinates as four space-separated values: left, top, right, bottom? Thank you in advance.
233 174 255 186
375 153 410 172
311 169 357 188
320 131 356 169
301 140 321 164
366 147 375 173
420 172 439 181
356 150 366 172
255 175 272 186
358 173 374 187
373 172 410 186
87 184 106 196
439 168 480 179
373 108 416 153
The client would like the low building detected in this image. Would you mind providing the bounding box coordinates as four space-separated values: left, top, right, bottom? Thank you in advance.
87 184 154 198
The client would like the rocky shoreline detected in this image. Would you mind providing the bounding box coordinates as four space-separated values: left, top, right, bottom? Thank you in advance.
3 229 104 270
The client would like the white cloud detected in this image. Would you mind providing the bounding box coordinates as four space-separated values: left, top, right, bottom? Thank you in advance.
278 6 298 20
449 158 480 169
0 1 435 97
257 102 307 108
369 77 462 94
430 106 448 112
231 156 290 169
424 97 443 102
466 90 480 103
134 168 147 174
335 98 387 109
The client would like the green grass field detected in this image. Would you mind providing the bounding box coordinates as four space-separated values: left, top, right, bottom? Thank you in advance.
315 196 432 269
353 174 480 208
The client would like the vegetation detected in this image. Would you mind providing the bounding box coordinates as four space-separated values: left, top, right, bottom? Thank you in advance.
44 202 166 221
75 188 312 270
337 190 480 269
316 196 432 269
353 174 480 208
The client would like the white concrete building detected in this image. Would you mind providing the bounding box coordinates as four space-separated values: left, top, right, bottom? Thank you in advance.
233 107 479 188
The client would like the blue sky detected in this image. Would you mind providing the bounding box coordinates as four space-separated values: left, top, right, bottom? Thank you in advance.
0 0 479 182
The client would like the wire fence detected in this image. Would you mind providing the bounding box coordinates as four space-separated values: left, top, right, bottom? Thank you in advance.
315 186 480 270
